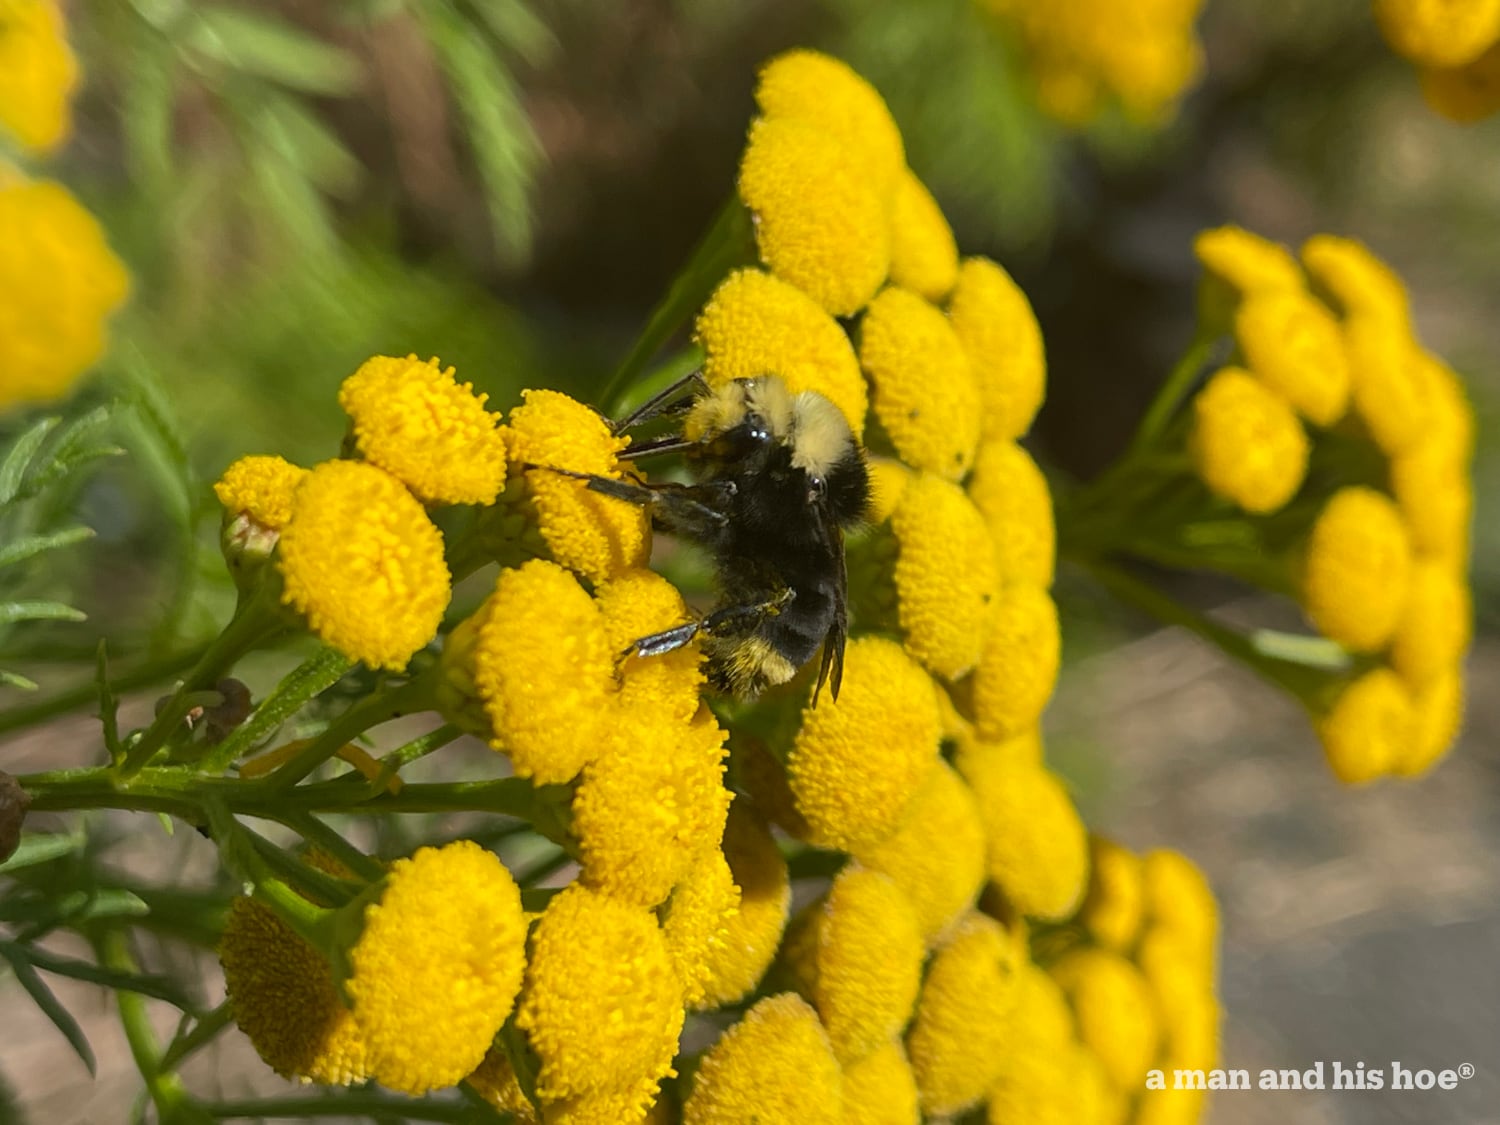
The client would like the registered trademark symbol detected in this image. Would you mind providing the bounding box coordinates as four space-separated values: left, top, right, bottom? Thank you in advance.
1459 1063 1475 1080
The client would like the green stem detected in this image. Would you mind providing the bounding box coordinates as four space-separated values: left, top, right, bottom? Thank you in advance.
199 647 355 775
97 930 196 1121
367 723 461 795
158 1001 234 1073
1128 330 1221 457
265 675 437 791
271 808 386 884
0 642 210 738
201 1093 481 1122
118 592 288 778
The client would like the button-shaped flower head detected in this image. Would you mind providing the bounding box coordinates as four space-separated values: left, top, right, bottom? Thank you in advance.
1189 366 1309 514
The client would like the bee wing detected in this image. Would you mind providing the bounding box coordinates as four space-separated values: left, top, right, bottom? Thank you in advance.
812 511 849 706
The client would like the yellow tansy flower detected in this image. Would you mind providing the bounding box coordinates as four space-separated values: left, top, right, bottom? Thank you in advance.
1141 848 1219 968
1398 667 1464 776
1345 316 1434 456
860 286 982 479
277 460 451 672
967 440 1056 586
1080 836 1145 953
693 267 868 436
905 911 1021 1117
1389 561 1471 688
214 455 309 532
786 636 941 851
738 116 890 317
0 0 77 153
693 804 791 1009
865 455 912 525
467 559 617 783
573 706 731 908
516 884 684 1107
958 756 1088 921
0 178 130 410
1374 0 1500 68
984 963 1075 1125
969 583 1061 740
888 168 959 302
684 993 843 1125
843 1038 921 1125
1300 487 1412 653
1189 366 1309 514
1235 290 1351 426
1317 668 1415 784
1391 441 1473 569
947 256 1047 440
956 723 1046 769
345 840 526 1095
338 354 507 506
596 568 705 722
786 865 924 1065
754 48 906 201
1050 948 1160 1091
662 847 741 1009
890 472 999 679
1421 41 1500 121
505 388 649 583
1193 225 1304 298
1300 234 1410 326
219 897 370 1085
851 761 986 946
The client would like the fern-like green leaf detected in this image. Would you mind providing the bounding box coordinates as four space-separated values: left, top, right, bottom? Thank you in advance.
186 6 364 96
0 947 97 1077
0 527 95 571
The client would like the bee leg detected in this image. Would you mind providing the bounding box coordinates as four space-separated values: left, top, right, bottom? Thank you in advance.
610 370 708 434
625 621 703 658
701 588 795 635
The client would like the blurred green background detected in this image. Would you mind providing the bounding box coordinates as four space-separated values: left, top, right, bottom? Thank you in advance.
3 0 1498 1121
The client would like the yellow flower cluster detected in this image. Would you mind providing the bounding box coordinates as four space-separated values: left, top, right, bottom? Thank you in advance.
1374 0 1500 120
981 0 1208 126
1190 227 1473 781
0 174 130 411
0 0 76 153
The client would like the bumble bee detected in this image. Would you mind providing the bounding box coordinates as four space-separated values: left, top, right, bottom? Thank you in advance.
556 372 870 702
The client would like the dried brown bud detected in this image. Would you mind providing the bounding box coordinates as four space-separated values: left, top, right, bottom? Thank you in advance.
0 770 32 864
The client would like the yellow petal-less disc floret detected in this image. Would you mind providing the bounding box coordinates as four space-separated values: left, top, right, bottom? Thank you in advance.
693 804 791 1008
851 761 986 946
1141 848 1219 968
1317 668 1415 784
516 884 684 1108
573 706 731 908
738 116 890 317
1300 234 1410 327
860 286 982 479
1189 366 1309 514
1080 836 1146 953
984 963 1076 1125
958 756 1088 921
219 897 371 1085
890 472 999 679
278 460 451 672
754 48 906 201
596 568 705 722
1235 290 1351 426
344 840 526 1095
469 559 617 784
693 268 868 437
888 168 959 302
505 388 650 583
662 847 741 1009
214 455 309 531
1050 948 1160 1091
1421 42 1500 121
786 636 942 851
684 993 843 1125
1300 487 1412 653
1373 0 1500 68
947 256 1047 440
969 583 1061 740
1391 441 1473 570
967 440 1056 586
843 1038 921 1125
1345 317 1433 456
865 456 912 525
1398 667 1464 777
0 178 130 410
787 865 924 1065
338 354 508 506
1192 225 1304 298
0 0 77 153
905 911 1022 1117
1389 561 1472 689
